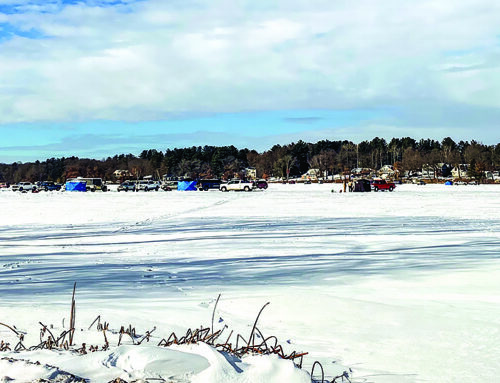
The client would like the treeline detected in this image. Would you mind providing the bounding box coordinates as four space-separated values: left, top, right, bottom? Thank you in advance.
1 137 500 184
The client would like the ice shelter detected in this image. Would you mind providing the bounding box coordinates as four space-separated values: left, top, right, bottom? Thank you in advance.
177 181 197 191
353 179 371 192
65 181 87 192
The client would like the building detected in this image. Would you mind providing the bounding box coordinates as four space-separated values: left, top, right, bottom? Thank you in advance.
301 168 327 180
113 169 131 179
451 164 469 179
244 167 257 180
379 165 395 178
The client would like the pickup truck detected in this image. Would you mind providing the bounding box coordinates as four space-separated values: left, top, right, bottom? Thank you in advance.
39 181 62 191
220 180 253 192
12 182 37 192
197 179 222 191
372 179 396 192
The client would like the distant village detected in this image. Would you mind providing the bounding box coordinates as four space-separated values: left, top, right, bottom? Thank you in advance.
111 162 498 184
1 137 500 189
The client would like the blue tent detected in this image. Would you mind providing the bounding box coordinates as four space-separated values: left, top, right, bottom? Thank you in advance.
177 181 197 191
65 181 87 192
445 180 453 185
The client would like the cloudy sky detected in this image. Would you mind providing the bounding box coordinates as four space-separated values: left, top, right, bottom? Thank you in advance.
0 0 499 162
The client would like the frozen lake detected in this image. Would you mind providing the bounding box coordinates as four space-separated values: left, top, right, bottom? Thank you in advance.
1 184 500 382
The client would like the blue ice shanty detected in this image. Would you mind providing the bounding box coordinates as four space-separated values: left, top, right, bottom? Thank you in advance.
65 181 87 192
177 181 197 191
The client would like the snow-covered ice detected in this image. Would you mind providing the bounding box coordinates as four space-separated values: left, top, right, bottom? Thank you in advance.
1 184 500 382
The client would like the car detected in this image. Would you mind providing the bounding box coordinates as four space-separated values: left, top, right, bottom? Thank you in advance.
0 182 9 189
117 180 137 192
197 179 222 191
40 181 62 191
12 182 37 192
372 179 396 192
219 180 253 192
136 180 160 192
253 179 268 190
162 180 177 191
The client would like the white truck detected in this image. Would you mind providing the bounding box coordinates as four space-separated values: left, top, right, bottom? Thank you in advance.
219 180 253 192
12 182 37 192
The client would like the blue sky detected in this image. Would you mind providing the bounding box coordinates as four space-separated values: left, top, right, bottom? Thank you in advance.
0 0 499 162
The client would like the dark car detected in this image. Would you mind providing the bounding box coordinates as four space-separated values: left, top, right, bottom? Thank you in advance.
253 179 268 189
197 179 222 191
40 181 62 191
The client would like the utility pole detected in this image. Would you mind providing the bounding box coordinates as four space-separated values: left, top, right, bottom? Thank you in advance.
356 144 359 169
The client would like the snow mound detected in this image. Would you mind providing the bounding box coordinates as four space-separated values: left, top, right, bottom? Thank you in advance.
2 344 310 383
0 356 84 383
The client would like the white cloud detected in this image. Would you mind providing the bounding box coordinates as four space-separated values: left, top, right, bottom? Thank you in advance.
0 0 499 124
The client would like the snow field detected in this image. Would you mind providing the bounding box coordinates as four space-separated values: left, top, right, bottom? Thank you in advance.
1 184 500 382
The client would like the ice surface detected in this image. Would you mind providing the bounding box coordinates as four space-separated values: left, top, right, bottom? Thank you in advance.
1 184 500 382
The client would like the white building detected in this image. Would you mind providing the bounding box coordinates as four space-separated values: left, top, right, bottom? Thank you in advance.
301 168 327 180
113 169 131 178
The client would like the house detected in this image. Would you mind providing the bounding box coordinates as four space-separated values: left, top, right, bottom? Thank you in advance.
113 169 131 179
352 168 375 178
301 168 325 180
244 167 257 180
379 165 395 177
451 164 469 179
421 166 433 178
421 163 451 179
485 171 494 180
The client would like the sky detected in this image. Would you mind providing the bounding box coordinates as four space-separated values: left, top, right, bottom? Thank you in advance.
0 0 499 162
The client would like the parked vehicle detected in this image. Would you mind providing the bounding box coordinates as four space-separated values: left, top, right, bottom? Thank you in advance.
0 182 9 189
12 182 37 192
161 182 174 191
253 179 268 190
117 180 137 192
372 179 396 192
40 181 62 191
197 179 222 191
136 180 160 192
68 177 107 192
220 180 253 192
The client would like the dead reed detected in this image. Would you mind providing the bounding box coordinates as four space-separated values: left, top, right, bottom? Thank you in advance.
0 285 352 383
